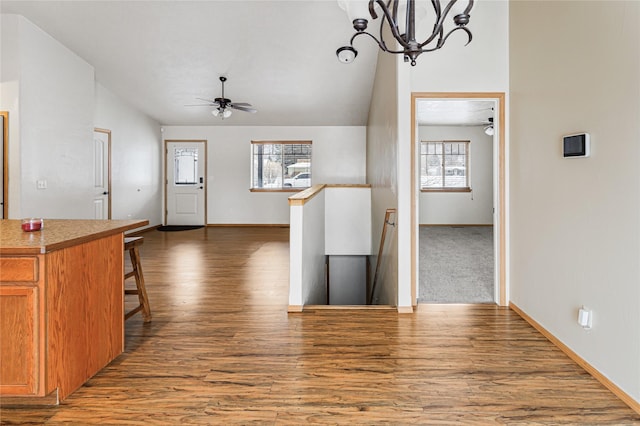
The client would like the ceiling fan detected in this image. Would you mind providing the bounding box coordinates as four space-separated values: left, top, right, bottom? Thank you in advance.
483 117 495 136
187 76 257 119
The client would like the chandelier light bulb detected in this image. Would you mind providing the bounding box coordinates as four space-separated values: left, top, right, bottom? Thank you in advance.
223 109 232 118
336 46 358 64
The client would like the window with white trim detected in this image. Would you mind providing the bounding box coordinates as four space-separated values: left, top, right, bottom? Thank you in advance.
420 140 470 191
251 140 312 191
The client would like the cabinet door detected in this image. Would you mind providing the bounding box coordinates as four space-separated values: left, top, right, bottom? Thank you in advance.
0 286 39 395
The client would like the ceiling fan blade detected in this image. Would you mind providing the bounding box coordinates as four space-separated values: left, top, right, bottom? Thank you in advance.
230 104 257 113
229 102 252 107
185 103 219 107
196 97 218 103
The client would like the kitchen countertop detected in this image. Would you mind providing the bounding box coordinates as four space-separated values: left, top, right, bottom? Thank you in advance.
0 219 149 255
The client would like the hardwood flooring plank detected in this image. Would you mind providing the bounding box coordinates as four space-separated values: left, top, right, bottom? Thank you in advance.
2 227 639 425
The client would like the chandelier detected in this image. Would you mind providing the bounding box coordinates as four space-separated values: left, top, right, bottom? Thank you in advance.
336 0 474 66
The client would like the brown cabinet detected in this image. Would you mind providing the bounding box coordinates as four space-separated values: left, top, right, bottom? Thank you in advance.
0 219 147 404
0 270 42 396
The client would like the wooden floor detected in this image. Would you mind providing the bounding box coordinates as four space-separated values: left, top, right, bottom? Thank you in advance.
2 227 639 424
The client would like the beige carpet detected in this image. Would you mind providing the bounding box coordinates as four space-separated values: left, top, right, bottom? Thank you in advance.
418 226 494 304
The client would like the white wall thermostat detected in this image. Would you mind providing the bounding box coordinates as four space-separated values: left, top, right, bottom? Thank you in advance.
563 133 590 158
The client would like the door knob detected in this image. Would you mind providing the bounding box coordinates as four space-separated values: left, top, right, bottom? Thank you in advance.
103 191 109 195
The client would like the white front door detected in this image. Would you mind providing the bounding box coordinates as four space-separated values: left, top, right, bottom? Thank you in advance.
166 141 206 226
93 129 111 220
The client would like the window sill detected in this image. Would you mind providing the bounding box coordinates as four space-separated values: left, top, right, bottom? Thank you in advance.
250 187 311 193
421 187 471 193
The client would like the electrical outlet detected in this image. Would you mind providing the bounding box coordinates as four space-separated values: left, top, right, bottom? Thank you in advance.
578 307 592 329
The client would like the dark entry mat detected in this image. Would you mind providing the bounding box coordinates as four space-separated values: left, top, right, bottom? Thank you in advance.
157 225 204 232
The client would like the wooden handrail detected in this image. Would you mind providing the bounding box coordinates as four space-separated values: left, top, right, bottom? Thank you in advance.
369 208 396 305
288 183 372 206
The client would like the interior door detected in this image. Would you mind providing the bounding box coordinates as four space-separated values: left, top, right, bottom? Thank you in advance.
165 141 206 226
93 129 111 219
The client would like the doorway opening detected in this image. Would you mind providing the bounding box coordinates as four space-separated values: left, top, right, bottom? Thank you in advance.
411 93 506 306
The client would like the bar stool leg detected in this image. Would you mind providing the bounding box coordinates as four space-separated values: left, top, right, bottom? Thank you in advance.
124 238 152 323
128 245 152 322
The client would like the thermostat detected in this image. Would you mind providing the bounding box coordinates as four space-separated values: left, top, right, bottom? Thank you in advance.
563 133 590 158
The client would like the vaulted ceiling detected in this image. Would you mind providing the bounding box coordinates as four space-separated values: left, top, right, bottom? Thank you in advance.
1 1 379 126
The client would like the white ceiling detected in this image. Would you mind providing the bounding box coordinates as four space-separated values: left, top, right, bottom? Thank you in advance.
2 1 494 128
1 0 379 126
416 100 495 126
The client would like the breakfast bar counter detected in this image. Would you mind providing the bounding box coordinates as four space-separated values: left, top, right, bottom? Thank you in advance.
0 219 148 404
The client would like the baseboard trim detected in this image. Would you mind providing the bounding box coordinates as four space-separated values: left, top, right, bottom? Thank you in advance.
207 224 290 228
419 224 493 227
287 305 303 313
510 302 640 415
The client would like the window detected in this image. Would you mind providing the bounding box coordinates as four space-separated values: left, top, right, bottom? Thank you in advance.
174 147 198 185
251 141 312 191
420 140 470 191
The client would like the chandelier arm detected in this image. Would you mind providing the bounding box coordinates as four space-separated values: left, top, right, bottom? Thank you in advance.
419 26 473 52
419 0 472 49
463 0 474 15
390 0 398 25
441 25 473 46
432 0 442 18
368 0 379 19
418 0 456 48
371 0 414 49
418 18 445 49
350 30 407 55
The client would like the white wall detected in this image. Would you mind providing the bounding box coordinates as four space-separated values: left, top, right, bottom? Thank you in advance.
409 0 509 92
2 15 96 219
419 126 493 225
94 83 162 227
289 192 326 307
1 15 162 224
325 187 371 255
366 43 399 307
510 1 640 403
161 126 365 224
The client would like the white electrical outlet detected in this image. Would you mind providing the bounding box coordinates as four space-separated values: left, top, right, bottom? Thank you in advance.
578 307 592 329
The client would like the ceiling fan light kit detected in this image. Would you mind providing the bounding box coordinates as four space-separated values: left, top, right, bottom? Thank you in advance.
484 117 494 136
337 0 474 66
188 76 257 120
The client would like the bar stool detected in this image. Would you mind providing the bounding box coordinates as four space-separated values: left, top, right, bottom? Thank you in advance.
124 237 152 322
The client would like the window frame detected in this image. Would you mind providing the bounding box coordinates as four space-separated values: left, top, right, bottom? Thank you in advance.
420 140 471 192
250 140 312 192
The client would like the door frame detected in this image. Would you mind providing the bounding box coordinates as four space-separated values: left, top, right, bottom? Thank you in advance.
411 92 506 306
2 111 9 219
164 139 207 226
94 128 112 219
